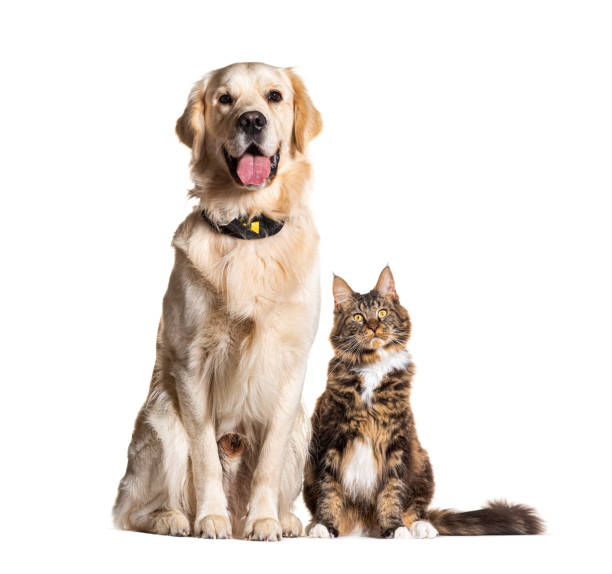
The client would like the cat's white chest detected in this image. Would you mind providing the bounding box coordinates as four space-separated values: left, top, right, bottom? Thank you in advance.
354 349 411 405
342 437 378 499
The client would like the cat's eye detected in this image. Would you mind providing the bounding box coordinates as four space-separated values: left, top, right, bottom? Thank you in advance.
353 313 363 322
378 309 388 319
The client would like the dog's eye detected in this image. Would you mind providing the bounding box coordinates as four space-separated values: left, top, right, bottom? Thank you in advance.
353 313 363 322
218 94 233 105
267 90 282 103
378 309 387 319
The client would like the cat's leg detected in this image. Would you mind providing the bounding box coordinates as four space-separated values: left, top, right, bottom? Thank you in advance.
376 476 409 538
309 449 344 538
406 455 438 539
375 442 412 539
399 503 439 538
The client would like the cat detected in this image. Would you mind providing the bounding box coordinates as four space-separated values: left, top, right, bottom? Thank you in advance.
303 266 543 538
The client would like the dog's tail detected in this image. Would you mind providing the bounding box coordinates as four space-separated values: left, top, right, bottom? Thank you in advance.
425 500 544 535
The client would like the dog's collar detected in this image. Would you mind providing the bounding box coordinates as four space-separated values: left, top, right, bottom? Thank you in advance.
201 210 285 240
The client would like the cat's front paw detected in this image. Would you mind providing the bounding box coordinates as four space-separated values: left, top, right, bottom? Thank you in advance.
308 523 338 538
410 520 438 539
381 525 410 539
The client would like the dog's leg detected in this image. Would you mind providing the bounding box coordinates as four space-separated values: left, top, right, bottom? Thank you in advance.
278 405 309 537
176 368 232 539
191 424 232 538
218 433 252 538
190 425 232 538
113 431 165 532
147 399 192 535
159 257 237 539
244 364 307 541
114 393 191 536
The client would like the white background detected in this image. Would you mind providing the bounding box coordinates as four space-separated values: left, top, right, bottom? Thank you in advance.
1 1 611 572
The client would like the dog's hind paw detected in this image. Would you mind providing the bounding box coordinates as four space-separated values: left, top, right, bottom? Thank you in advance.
151 510 191 537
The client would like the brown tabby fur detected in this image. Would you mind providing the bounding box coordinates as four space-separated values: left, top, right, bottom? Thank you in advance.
304 267 543 537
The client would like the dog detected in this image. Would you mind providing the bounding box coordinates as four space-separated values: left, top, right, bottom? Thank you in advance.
113 62 322 541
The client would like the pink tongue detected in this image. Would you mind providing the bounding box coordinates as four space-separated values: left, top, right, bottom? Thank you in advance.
236 154 271 186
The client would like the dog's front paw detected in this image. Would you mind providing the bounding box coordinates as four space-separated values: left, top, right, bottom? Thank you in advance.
194 514 232 539
280 512 302 538
245 517 283 541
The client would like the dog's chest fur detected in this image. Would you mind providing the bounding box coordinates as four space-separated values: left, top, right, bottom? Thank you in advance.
170 212 320 433
175 213 318 317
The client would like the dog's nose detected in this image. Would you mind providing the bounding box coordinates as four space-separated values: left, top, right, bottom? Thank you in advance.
238 111 267 136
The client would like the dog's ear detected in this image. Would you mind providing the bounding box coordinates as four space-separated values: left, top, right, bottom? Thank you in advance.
287 69 322 154
333 274 354 310
176 75 208 162
373 266 398 299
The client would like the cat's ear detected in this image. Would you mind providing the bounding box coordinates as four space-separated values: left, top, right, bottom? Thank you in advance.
333 275 355 309
374 266 398 299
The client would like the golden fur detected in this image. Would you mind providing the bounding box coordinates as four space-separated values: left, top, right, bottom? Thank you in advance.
114 62 322 541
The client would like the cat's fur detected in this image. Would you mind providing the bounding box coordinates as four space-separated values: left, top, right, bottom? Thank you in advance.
304 267 543 538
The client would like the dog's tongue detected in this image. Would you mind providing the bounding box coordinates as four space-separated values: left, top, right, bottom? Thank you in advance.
236 154 271 186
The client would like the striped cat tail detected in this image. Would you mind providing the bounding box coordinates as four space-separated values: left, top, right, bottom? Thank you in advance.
426 500 544 535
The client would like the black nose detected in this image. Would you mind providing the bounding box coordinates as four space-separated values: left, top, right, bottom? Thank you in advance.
238 111 267 136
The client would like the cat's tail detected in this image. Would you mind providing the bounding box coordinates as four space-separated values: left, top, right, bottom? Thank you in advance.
425 500 544 535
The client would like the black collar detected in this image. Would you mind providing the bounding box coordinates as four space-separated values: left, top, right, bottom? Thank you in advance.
201 210 285 240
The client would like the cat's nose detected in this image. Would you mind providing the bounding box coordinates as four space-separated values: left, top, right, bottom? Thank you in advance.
366 319 379 333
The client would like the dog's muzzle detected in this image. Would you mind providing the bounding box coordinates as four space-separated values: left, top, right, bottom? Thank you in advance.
223 144 280 188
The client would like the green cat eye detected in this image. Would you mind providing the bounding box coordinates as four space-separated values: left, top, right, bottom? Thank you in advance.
353 313 363 322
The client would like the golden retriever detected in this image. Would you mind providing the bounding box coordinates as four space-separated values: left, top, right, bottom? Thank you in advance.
113 62 322 541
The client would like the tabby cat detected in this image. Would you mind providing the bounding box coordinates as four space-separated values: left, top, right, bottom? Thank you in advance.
304 266 543 538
